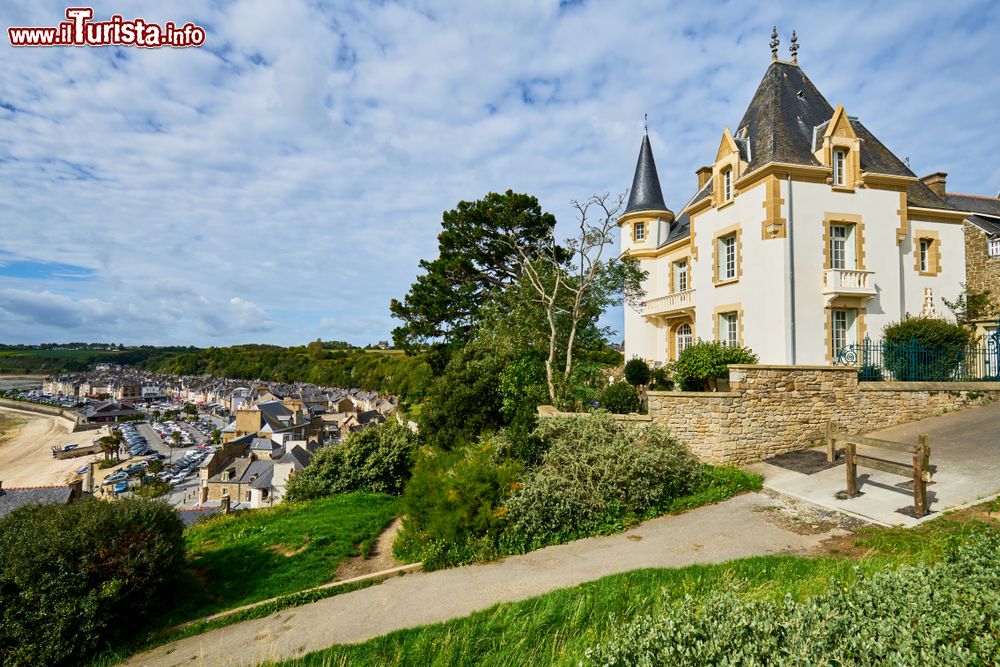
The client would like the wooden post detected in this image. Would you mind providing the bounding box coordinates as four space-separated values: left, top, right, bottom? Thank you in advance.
919 434 930 477
913 453 927 518
845 442 857 496
826 421 835 462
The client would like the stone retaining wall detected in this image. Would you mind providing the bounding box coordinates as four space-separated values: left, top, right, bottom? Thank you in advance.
639 366 1000 464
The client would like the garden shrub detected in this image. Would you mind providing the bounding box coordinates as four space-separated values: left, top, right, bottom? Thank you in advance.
0 498 184 667
285 420 419 501
650 365 673 390
585 530 1000 666
600 381 641 414
394 438 523 569
672 341 759 391
623 358 651 387
503 413 703 551
882 316 973 381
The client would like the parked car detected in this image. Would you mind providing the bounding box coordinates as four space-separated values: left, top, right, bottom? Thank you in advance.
113 481 129 494
103 472 128 484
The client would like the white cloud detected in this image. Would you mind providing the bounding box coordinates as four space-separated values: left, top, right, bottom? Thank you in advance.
1 0 998 345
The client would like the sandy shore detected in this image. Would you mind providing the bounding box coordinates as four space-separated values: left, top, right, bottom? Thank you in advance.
0 407 107 487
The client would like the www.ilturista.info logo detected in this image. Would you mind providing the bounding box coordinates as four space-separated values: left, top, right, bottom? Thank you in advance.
8 8 206 48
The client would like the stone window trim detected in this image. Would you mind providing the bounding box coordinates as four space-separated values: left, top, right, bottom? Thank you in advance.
668 317 695 361
712 303 744 347
822 212 866 271
712 223 743 286
914 229 942 276
669 256 691 294
633 220 646 243
823 298 868 363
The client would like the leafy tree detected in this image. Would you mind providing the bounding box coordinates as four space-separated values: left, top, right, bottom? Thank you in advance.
599 382 641 413
943 283 994 333
507 192 645 403
285 421 420 501
623 358 651 387
390 190 559 354
0 499 184 666
418 345 508 450
673 341 759 391
183 403 197 417
170 430 182 447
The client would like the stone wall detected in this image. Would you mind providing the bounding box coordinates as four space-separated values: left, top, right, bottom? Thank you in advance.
644 365 1000 464
964 221 1000 320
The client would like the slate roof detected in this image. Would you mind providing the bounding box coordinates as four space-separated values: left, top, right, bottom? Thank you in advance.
967 214 1000 237
946 194 1000 219
0 486 74 521
279 444 314 469
624 134 670 214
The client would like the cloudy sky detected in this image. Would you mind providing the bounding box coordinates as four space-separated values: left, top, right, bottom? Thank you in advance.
1 1 998 347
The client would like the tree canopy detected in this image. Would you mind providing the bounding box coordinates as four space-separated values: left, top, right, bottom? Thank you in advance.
389 190 559 352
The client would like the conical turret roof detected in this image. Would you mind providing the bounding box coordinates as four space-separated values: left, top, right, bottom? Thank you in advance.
624 134 670 215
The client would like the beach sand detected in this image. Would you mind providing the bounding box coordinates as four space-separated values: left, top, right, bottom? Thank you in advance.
0 407 106 487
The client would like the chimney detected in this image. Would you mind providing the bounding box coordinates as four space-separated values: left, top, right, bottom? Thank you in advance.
920 172 947 197
696 165 713 189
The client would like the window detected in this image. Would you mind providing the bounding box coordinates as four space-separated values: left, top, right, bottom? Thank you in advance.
221 487 228 497
829 224 856 270
988 237 1000 258
833 148 847 186
723 168 733 201
674 260 688 293
633 221 645 242
831 309 857 356
718 235 736 281
718 312 738 347
919 238 931 272
676 323 693 356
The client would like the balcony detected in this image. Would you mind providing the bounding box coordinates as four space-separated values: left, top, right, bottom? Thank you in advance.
823 269 876 301
641 289 695 318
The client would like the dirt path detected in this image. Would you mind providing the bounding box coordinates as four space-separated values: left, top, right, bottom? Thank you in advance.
0 407 104 487
125 492 859 667
335 517 403 580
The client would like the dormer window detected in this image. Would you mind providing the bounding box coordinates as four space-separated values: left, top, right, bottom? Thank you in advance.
722 168 733 201
833 148 847 186
633 221 646 242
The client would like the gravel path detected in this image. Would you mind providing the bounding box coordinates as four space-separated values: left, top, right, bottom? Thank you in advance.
126 492 852 667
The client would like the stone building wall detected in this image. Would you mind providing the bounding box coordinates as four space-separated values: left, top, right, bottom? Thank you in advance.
643 365 1000 464
964 221 1000 321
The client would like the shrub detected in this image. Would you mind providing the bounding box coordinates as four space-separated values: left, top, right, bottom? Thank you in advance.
672 341 759 391
585 531 1000 666
649 366 673 390
0 498 184 666
503 413 703 551
599 382 641 414
882 316 973 381
394 437 523 569
623 358 651 387
285 420 419 501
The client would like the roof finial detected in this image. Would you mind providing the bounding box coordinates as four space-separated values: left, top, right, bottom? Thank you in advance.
770 26 779 61
643 113 648 134
789 30 799 64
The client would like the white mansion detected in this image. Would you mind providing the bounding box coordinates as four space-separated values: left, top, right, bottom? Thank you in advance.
621 40 974 366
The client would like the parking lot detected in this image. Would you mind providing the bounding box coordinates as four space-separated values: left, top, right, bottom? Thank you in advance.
100 416 220 507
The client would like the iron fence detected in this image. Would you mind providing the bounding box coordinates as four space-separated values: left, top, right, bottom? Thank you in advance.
834 325 1000 382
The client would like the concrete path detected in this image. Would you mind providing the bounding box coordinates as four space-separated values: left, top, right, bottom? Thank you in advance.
751 402 1000 527
125 493 844 667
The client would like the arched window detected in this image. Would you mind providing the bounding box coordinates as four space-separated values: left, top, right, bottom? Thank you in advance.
676 323 693 357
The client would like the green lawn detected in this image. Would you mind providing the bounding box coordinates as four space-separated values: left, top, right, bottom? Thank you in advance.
269 510 997 667
164 493 399 625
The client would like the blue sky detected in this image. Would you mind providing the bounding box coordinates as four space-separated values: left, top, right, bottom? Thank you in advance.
1 0 998 346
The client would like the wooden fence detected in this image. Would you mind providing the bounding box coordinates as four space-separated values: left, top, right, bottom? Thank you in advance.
826 421 931 518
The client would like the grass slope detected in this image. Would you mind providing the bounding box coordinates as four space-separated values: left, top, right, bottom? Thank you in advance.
166 493 399 625
270 508 997 667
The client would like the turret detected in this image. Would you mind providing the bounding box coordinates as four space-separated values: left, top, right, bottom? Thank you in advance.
620 131 673 252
